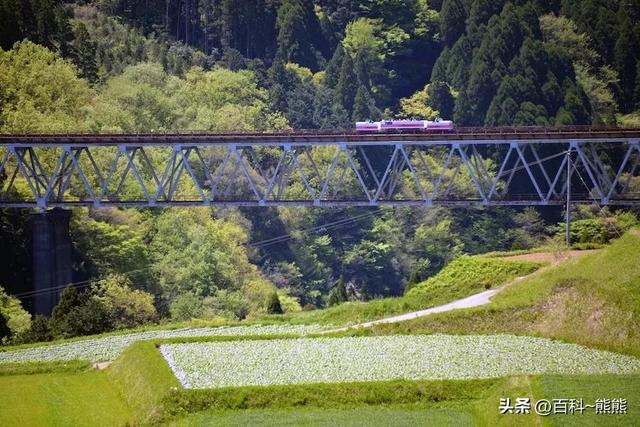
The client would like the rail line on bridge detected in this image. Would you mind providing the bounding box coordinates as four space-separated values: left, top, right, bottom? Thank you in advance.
1 128 639 208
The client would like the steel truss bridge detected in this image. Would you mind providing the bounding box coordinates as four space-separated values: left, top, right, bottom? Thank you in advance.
1 128 639 209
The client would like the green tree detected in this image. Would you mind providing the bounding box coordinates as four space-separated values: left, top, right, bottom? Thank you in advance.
428 81 455 118
352 85 379 121
72 213 151 292
440 0 466 46
335 52 357 112
324 43 345 89
71 22 98 83
0 285 31 338
22 315 52 343
49 287 112 339
327 275 348 306
95 274 157 330
266 291 284 314
169 292 204 321
0 41 91 132
87 62 180 132
275 0 323 70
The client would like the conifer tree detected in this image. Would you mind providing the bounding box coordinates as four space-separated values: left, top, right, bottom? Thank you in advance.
266 292 283 314
324 43 344 89
275 0 322 70
440 0 466 46
335 52 357 112
71 22 98 83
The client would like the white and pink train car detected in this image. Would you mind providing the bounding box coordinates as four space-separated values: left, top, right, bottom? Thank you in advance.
355 119 454 132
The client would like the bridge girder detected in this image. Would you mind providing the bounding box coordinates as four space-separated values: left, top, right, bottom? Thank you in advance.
0 137 639 208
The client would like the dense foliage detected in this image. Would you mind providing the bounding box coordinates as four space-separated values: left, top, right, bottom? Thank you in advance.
0 0 639 342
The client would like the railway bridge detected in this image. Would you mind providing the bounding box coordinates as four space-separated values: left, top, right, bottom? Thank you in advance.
2 127 639 313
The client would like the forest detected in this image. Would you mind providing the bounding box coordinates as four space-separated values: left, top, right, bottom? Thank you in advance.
1 0 639 344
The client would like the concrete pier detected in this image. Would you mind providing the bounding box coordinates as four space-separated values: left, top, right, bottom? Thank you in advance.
32 209 72 315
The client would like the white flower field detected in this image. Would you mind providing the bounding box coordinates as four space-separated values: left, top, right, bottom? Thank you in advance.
0 324 325 363
160 335 640 389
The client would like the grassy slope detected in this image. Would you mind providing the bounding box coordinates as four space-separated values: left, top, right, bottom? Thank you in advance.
168 374 640 426
168 405 475 426
266 256 542 326
369 230 640 357
0 370 133 427
107 340 180 423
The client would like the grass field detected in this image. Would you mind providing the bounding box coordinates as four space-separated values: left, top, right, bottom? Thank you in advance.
0 370 132 427
166 374 640 426
168 405 475 426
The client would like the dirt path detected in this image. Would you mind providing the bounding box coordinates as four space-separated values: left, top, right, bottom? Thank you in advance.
325 250 595 333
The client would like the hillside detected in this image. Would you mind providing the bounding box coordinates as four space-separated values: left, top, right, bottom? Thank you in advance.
1 0 640 347
373 229 640 357
0 231 639 425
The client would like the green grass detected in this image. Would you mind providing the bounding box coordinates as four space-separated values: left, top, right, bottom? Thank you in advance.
368 229 640 357
0 360 91 376
264 256 542 326
107 340 180 423
539 375 640 426
0 370 132 427
164 378 497 416
167 404 474 426
165 374 640 426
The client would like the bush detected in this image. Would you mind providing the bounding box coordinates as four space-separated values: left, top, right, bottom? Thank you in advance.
95 274 157 329
0 312 11 344
170 293 204 321
0 285 31 338
201 290 249 320
49 287 112 338
266 292 283 314
22 315 53 343
327 277 348 306
278 292 302 313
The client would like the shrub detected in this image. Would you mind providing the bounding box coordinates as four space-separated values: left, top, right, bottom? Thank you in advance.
0 312 11 344
0 285 31 338
21 315 53 343
170 293 204 321
266 292 283 314
278 292 302 313
95 274 157 329
327 276 348 306
49 287 112 338
201 290 249 320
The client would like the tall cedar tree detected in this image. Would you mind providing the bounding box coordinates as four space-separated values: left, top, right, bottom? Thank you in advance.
276 0 322 70
335 51 357 112
439 0 467 46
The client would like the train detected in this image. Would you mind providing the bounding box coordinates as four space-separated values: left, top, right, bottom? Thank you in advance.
355 118 454 132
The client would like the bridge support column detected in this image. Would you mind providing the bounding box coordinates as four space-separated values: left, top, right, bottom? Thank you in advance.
31 209 72 315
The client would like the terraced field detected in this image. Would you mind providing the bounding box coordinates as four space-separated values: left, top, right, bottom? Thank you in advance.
0 324 326 363
160 335 640 388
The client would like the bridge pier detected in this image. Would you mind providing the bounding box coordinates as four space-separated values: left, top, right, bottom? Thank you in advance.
31 209 72 315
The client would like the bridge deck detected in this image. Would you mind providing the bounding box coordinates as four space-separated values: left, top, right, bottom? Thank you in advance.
1 127 639 146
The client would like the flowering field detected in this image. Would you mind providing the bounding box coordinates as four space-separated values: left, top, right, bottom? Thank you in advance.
160 335 640 389
0 324 325 364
